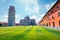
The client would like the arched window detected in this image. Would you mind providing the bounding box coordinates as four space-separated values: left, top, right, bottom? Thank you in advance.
56 6 59 8
59 21 60 27
52 16 54 19
53 22 55 27
51 10 53 13
47 23 48 27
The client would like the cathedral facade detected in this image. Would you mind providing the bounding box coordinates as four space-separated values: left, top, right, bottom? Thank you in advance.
20 16 36 26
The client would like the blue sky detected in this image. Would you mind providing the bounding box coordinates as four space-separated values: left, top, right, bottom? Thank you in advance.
0 0 57 23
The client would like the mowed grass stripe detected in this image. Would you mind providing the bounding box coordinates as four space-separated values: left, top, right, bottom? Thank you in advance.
0 26 33 40
9 27 33 40
0 26 60 40
26 26 37 40
0 26 32 35
42 27 60 36
38 27 60 40
41 27 60 40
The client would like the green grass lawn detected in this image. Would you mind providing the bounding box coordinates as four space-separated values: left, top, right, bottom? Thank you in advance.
0 26 60 40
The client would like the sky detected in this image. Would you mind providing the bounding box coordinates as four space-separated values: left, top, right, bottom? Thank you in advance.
0 0 57 23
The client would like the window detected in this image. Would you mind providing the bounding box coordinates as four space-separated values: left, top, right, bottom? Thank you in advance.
47 23 48 27
48 14 49 16
58 12 60 16
56 6 59 8
51 10 53 13
53 22 55 27
59 21 60 27
52 16 54 19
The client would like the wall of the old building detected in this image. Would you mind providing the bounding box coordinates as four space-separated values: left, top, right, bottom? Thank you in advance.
39 0 60 27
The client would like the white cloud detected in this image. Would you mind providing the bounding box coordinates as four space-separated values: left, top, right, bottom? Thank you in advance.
4 14 8 19
0 14 8 22
0 19 4 22
30 15 41 23
45 4 51 10
19 0 37 6
45 1 56 10
51 2 56 6
30 13 45 23
18 0 41 23
30 15 37 19
15 15 20 19
25 7 31 13
15 15 20 23
24 0 40 14
3 14 8 22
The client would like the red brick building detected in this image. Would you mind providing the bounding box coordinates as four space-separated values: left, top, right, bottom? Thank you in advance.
39 0 60 27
